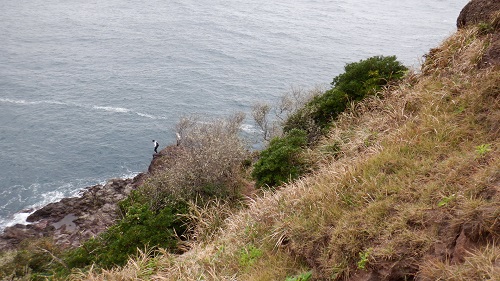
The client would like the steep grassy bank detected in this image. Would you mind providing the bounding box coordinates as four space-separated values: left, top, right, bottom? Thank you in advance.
74 12 499 281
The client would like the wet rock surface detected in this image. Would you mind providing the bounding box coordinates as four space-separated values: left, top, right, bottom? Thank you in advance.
0 176 139 250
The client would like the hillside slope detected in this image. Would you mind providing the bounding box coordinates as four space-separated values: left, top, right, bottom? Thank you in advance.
76 9 499 281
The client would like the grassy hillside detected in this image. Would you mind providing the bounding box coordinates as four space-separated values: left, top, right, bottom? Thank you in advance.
72 15 499 281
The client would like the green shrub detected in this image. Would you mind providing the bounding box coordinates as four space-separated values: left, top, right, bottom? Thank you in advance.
285 56 407 133
251 129 308 188
332 55 407 99
299 88 349 130
0 238 65 280
286 271 313 281
64 200 188 269
239 245 263 267
357 248 372 270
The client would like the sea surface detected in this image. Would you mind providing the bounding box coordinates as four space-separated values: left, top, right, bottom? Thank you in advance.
0 0 468 230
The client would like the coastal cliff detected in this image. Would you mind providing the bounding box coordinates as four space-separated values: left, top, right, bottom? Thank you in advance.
0 0 498 280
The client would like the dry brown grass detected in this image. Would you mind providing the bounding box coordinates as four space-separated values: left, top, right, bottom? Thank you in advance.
418 243 500 281
73 21 499 281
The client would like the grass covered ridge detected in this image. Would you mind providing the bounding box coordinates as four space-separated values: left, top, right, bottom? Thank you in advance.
72 18 500 281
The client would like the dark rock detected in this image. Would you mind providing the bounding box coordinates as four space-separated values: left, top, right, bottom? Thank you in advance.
148 145 185 175
1 225 28 239
0 176 141 251
456 0 500 68
480 33 500 67
457 0 500 29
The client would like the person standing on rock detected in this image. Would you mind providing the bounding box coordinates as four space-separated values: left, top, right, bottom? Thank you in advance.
152 139 159 154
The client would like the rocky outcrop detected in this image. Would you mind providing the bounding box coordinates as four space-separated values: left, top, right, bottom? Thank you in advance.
457 0 500 68
481 32 500 67
0 176 140 250
148 145 185 175
457 0 500 29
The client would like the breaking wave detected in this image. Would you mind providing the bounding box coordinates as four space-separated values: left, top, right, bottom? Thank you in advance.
0 98 166 120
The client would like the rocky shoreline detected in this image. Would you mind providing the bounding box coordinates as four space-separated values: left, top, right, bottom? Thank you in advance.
0 149 171 251
0 175 141 251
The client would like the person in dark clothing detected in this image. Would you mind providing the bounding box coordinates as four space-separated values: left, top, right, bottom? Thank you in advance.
152 140 159 153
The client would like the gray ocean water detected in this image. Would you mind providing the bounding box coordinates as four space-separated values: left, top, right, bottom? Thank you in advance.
0 0 468 230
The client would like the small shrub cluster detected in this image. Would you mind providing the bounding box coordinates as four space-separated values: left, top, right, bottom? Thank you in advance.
63 194 188 269
284 56 407 135
239 244 263 268
0 238 65 280
251 129 308 188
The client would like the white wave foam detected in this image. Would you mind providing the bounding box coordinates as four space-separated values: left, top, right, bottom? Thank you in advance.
240 123 260 133
136 112 154 119
136 112 164 119
0 211 32 230
92 105 130 113
138 112 168 120
119 171 140 181
0 189 67 231
0 98 30 105
91 105 169 120
0 98 66 106
1 98 162 120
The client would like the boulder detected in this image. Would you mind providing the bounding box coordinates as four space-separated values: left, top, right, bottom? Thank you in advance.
456 0 500 68
481 33 500 67
457 0 500 29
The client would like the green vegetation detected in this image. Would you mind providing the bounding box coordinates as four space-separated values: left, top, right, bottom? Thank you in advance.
285 271 312 281
357 248 372 270
239 244 263 268
251 129 308 188
64 197 187 269
284 55 407 135
0 238 65 280
438 194 457 207
475 143 492 157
